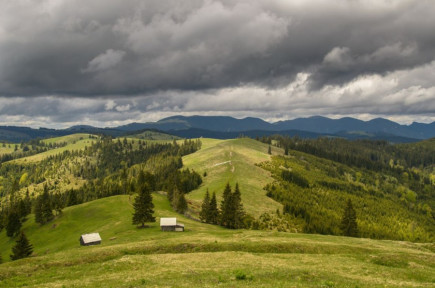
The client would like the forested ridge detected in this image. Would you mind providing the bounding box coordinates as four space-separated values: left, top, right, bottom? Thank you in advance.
256 136 434 241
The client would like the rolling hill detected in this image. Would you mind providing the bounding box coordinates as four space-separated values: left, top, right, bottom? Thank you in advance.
0 133 434 287
0 194 434 287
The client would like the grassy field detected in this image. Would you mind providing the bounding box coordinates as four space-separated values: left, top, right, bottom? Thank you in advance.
12 134 97 164
0 145 15 156
0 195 434 287
183 138 282 217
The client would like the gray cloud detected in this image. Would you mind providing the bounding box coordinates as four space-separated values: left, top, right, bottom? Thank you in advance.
0 0 434 126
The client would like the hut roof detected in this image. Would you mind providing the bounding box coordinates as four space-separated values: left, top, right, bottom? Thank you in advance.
160 217 177 226
80 233 102 244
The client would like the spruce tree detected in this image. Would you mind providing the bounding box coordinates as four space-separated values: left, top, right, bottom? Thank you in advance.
208 192 219 224
10 231 33 260
172 188 188 214
6 211 21 237
200 189 210 222
132 184 155 228
232 183 245 229
35 185 54 224
340 199 359 237
220 183 233 228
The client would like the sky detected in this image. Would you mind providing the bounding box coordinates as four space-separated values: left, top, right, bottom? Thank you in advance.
0 0 435 128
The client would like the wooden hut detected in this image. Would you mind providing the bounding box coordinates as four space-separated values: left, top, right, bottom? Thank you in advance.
80 233 102 246
160 217 184 232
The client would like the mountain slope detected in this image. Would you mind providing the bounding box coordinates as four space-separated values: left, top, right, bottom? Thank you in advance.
182 138 282 217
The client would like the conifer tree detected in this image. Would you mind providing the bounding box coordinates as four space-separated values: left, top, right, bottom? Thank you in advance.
35 184 54 224
268 145 272 155
132 184 155 228
10 231 33 260
172 188 188 214
232 183 245 229
340 199 359 237
200 189 210 222
6 211 21 237
220 183 233 228
208 192 219 224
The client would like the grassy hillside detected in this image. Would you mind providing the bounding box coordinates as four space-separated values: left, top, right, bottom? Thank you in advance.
0 195 434 287
183 138 282 217
12 134 97 164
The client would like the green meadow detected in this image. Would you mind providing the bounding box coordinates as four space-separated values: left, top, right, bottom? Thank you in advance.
183 138 282 217
0 194 434 287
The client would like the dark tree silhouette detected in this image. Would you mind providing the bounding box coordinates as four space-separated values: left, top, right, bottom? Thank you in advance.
340 199 359 237
10 231 33 260
132 184 155 228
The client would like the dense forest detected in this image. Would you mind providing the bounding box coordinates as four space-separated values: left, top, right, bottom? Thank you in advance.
256 136 434 241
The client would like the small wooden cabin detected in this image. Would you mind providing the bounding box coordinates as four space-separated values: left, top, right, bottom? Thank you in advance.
160 217 185 232
80 233 102 246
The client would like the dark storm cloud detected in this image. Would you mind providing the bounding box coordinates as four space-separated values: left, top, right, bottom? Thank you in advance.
1 0 433 96
0 0 434 127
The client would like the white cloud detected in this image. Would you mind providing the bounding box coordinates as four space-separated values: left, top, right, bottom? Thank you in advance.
82 49 126 73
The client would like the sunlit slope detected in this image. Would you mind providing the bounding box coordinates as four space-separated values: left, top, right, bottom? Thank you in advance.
0 194 433 287
0 194 224 261
12 134 97 164
183 138 282 217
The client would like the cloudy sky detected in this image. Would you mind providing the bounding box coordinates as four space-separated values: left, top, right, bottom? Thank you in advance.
1 0 434 128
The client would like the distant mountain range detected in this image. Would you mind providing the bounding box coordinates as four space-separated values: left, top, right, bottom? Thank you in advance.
1 115 434 143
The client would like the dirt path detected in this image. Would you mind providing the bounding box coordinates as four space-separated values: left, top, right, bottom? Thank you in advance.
212 160 232 167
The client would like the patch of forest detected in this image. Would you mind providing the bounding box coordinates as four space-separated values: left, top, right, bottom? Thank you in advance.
255 136 434 242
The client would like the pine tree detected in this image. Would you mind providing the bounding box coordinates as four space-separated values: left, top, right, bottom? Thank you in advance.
220 183 233 228
53 192 64 215
35 185 54 224
200 189 210 222
10 231 33 260
6 211 21 237
208 192 220 224
232 183 245 229
340 199 359 237
132 184 155 228
172 188 188 214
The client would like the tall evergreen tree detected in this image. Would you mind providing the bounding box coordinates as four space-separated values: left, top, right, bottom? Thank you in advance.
340 199 359 237
232 183 245 229
172 188 188 214
208 192 220 224
132 184 155 228
200 189 210 222
34 184 54 225
220 183 233 228
6 211 21 237
10 231 33 260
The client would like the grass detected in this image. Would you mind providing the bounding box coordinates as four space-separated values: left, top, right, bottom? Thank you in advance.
183 138 282 217
0 195 434 287
0 145 15 156
12 135 97 164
